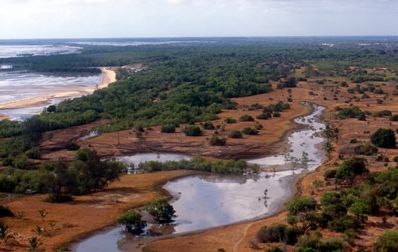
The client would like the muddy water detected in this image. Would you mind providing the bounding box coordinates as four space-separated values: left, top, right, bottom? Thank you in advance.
71 104 326 252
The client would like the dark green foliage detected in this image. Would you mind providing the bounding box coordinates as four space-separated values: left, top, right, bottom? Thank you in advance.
65 142 80 151
354 144 378 156
335 157 368 183
390 115 398 121
0 205 14 217
183 126 202 136
295 234 345 252
118 210 146 235
321 192 347 218
239 114 254 122
287 196 317 215
335 106 366 120
242 127 259 135
375 110 392 117
203 122 215 130
371 128 396 148
0 120 22 138
25 147 41 160
256 224 301 245
373 230 398 252
324 169 337 179
161 124 176 133
229 130 243 139
138 157 259 175
277 77 298 89
256 113 272 120
224 118 237 124
209 135 227 146
146 199 176 224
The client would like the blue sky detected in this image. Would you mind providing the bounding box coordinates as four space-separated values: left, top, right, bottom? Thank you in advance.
0 0 397 39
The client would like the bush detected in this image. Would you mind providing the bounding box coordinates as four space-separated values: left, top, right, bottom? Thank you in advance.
65 142 80 151
239 115 254 122
354 144 378 156
391 115 398 121
287 196 317 215
118 210 146 235
0 205 14 218
25 147 40 159
256 113 271 120
273 112 281 117
229 130 243 139
335 157 368 182
324 169 337 179
373 230 398 252
203 122 215 130
161 124 176 133
146 199 176 224
335 106 365 120
224 118 237 124
209 135 227 146
375 110 392 117
371 128 396 148
183 126 202 136
328 215 361 232
256 224 300 245
242 127 259 135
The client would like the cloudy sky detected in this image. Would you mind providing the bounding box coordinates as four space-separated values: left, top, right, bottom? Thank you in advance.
0 0 397 39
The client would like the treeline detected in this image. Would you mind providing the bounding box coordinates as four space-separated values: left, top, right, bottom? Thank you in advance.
137 157 259 175
0 148 125 202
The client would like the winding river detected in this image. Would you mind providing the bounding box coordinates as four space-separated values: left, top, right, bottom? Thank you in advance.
71 103 326 252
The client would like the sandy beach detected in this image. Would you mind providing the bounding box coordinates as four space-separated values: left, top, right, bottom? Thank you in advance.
0 68 117 118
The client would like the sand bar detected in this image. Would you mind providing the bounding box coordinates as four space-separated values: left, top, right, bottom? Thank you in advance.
0 67 117 111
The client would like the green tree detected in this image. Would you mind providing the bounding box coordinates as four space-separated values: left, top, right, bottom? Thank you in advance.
146 199 176 224
371 128 396 149
117 210 146 235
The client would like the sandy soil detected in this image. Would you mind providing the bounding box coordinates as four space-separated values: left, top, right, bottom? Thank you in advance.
0 67 117 111
0 170 196 252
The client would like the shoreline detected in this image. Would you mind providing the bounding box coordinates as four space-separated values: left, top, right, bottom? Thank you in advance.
0 67 117 118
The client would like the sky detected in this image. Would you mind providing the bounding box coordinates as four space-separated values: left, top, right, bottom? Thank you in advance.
0 0 397 39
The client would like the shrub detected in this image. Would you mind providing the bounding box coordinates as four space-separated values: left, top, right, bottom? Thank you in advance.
287 196 317 215
256 113 272 120
335 157 368 182
13 155 33 170
256 224 300 245
324 169 337 179
209 135 227 146
25 147 40 159
161 124 176 133
242 127 259 135
146 199 176 224
371 128 396 149
203 122 215 130
65 142 80 151
183 126 202 136
328 215 361 232
273 112 281 117
375 110 392 117
229 130 243 139
391 115 398 121
118 210 146 235
224 118 237 124
335 106 365 120
373 230 398 252
0 205 14 218
239 115 254 122
354 144 378 156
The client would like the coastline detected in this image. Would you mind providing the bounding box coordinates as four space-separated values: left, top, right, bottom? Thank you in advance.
0 67 117 119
